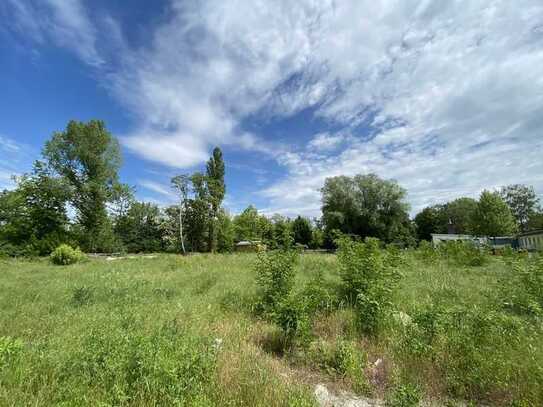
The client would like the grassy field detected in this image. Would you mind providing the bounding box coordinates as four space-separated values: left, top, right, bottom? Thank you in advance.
0 250 542 406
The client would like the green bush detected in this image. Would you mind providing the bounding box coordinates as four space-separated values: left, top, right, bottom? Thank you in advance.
255 249 298 314
386 384 421 407
438 240 487 267
501 257 543 316
416 240 439 264
337 237 400 335
50 244 85 265
396 303 537 402
308 339 369 393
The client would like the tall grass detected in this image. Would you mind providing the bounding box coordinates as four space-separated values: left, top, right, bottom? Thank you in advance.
0 250 542 405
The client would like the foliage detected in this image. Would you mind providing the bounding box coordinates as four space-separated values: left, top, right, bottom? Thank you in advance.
501 257 543 316
437 240 487 267
337 237 401 335
500 184 541 232
43 120 121 252
0 162 70 255
472 190 517 236
233 205 272 242
414 197 477 240
386 384 421 407
206 147 225 252
292 216 313 246
114 201 164 252
308 339 369 393
255 249 299 314
322 174 410 243
50 244 85 265
216 209 235 253
170 174 190 254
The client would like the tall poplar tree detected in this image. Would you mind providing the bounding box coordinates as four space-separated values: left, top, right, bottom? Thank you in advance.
205 147 225 252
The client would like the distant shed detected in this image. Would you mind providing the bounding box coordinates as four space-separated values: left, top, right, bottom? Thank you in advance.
235 240 266 253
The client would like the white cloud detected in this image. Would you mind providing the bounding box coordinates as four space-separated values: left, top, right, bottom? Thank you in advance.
4 0 543 216
4 0 103 66
0 135 34 190
138 179 177 201
308 132 345 152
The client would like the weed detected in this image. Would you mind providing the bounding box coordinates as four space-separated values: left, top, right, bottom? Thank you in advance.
70 286 93 306
386 383 421 407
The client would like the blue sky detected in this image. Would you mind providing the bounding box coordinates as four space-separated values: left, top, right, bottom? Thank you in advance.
1 0 542 217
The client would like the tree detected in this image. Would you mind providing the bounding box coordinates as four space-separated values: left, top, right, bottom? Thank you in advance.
445 197 477 234
216 209 235 253
233 205 263 241
0 162 70 255
109 183 135 220
292 216 312 246
171 174 190 254
206 147 225 252
321 174 410 242
500 184 540 232
414 206 443 241
43 120 121 252
472 190 517 236
115 202 163 252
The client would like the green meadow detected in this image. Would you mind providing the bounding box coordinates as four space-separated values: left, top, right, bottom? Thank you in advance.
1 250 542 406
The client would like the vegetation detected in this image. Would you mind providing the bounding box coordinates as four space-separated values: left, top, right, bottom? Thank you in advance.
1 248 542 405
50 244 86 265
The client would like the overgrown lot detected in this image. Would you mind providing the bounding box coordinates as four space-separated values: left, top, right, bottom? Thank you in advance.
1 248 542 406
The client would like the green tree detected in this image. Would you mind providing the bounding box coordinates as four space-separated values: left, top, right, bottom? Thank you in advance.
500 184 541 232
445 197 478 234
171 174 190 254
473 190 517 236
206 147 225 252
43 120 121 252
292 216 312 246
414 206 443 241
216 209 235 253
270 214 293 250
321 174 410 242
115 201 163 252
0 162 70 255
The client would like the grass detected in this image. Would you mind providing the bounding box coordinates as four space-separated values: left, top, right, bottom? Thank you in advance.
0 251 542 406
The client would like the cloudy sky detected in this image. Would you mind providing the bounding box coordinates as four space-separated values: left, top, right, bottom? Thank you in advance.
1 0 542 216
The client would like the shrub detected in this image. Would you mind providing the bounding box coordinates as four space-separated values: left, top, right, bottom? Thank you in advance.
50 244 85 265
337 237 401 335
255 249 298 314
501 257 543 316
300 270 340 315
386 384 421 407
438 240 487 267
308 339 369 393
274 295 312 345
416 240 439 264
70 286 94 306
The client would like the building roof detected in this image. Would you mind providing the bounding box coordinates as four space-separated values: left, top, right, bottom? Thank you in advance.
235 240 261 246
519 229 543 237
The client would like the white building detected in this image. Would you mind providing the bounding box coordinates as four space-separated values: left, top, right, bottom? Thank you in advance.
518 230 543 251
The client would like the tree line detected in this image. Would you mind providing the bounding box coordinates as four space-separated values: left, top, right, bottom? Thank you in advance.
1 120 541 256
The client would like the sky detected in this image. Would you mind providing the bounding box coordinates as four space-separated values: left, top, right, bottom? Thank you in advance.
1 0 542 218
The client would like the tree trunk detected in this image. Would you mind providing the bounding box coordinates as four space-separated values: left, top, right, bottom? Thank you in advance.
179 202 186 255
